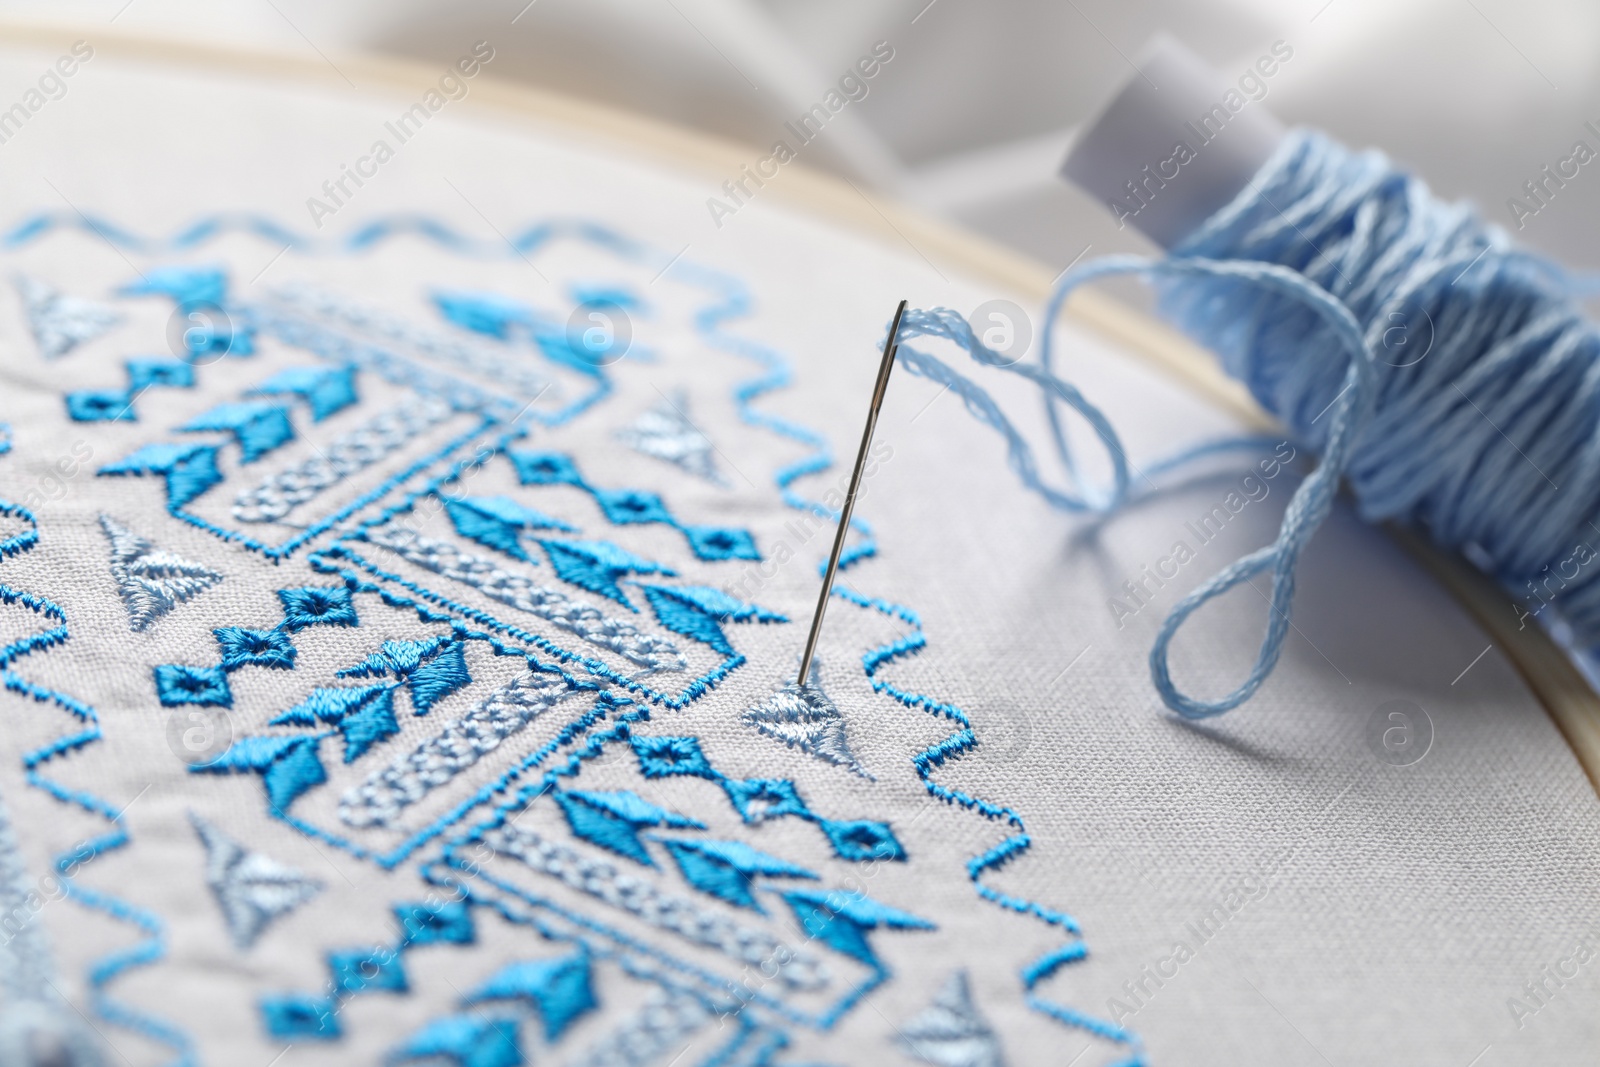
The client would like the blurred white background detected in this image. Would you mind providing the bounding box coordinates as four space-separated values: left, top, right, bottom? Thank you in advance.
6 0 1599 274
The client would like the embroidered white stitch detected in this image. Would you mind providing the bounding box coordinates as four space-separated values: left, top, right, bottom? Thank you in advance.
190 814 323 951
364 522 688 672
566 988 712 1067
742 667 872 780
896 970 1008 1067
482 823 829 991
267 282 555 399
339 670 582 829
232 397 455 523
615 392 727 486
99 514 225 632
14 275 120 360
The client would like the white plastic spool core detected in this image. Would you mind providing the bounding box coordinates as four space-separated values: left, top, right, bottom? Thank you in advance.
1060 37 1287 249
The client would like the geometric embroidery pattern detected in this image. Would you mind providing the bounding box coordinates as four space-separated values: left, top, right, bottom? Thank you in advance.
14 273 120 359
191 813 323 950
615 391 727 485
463 948 598 1042
896 970 1008 1067
0 215 1143 1065
742 668 873 779
99 513 225 631
66 356 194 423
509 449 760 562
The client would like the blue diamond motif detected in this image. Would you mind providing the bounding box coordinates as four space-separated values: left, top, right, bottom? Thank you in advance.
593 488 673 526
214 627 296 670
722 778 810 823
509 450 586 487
260 993 341 1041
278 586 358 630
631 735 716 780
820 819 906 862
682 525 760 561
153 663 232 708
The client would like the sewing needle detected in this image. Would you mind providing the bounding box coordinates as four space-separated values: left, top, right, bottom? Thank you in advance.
796 299 907 688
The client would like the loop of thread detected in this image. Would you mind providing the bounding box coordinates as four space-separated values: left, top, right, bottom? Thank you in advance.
898 128 1600 717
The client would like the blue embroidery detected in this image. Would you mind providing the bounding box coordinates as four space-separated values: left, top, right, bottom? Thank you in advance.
277 585 360 630
474 820 830 993
334 681 614 865
191 813 323 950
152 663 232 708
568 282 643 312
464 949 598 1041
639 585 785 655
840 585 1141 1056
250 365 358 421
99 441 223 509
260 992 340 1041
390 1013 523 1067
434 290 533 340
507 450 584 487
214 626 297 670
779 889 934 968
263 893 486 1044
122 264 227 306
350 523 691 674
179 401 294 463
432 289 614 419
65 388 136 422
444 495 576 561
1 214 1141 1060
328 946 409 994
235 397 455 525
127 355 196 390
427 715 928 1031
509 449 761 562
270 685 398 762
395 899 476 946
546 989 710 1067
593 487 674 526
682 525 761 562
653 838 818 912
539 539 674 608
121 264 257 358
194 735 329 812
100 514 224 632
721 779 810 824
554 789 704 866
339 637 471 715
67 357 195 423
630 734 716 780
817 820 904 863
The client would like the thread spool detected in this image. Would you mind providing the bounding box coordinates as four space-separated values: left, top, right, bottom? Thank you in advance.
894 37 1600 718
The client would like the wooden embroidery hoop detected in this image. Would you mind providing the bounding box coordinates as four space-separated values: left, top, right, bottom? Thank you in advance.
5 18 1595 791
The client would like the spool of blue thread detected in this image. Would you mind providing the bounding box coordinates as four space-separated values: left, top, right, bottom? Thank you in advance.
892 37 1600 718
